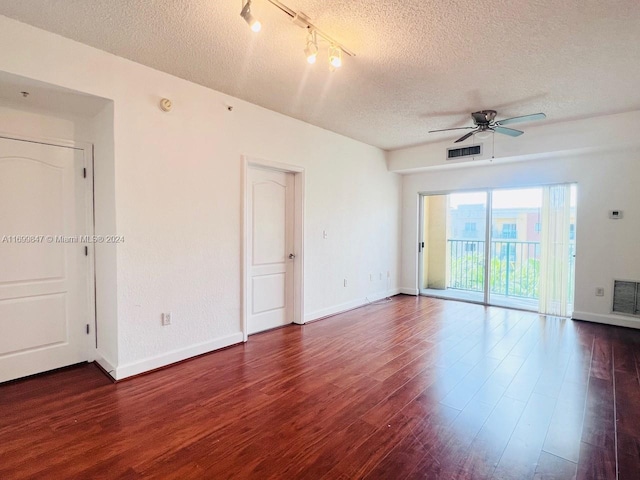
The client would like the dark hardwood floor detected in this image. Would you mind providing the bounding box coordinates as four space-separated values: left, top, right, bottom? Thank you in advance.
2 295 640 479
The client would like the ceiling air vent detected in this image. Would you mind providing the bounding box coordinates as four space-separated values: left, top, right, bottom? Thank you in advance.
612 280 640 316
447 144 482 160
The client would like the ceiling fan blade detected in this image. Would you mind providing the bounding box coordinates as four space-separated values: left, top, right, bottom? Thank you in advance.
455 131 477 143
494 126 524 137
429 126 475 133
497 113 546 126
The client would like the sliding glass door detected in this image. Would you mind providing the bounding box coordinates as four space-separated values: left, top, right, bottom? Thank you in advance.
419 184 577 315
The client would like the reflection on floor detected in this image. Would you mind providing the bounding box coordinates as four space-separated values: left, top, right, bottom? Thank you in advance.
421 288 539 312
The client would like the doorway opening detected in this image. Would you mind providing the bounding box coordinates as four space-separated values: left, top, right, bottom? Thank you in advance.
419 185 577 315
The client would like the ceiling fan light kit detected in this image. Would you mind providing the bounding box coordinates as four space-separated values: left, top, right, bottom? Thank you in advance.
473 129 493 140
240 0 354 71
429 110 547 143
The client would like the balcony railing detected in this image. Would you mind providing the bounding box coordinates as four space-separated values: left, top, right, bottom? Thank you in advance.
448 240 576 301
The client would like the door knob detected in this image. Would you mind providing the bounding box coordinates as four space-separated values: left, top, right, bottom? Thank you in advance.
289 253 296 259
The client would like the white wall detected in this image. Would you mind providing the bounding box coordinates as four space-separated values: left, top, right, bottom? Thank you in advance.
398 147 640 329
0 16 402 379
90 102 118 371
0 102 84 141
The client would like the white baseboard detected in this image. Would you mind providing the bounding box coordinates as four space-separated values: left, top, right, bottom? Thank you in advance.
572 311 640 330
400 287 419 296
367 288 400 302
114 332 243 380
304 288 401 323
94 353 117 380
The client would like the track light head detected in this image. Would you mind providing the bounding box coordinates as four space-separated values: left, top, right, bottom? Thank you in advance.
304 31 318 64
241 1 261 32
329 45 342 69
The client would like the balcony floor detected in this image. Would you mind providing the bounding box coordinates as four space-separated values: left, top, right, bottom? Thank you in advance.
420 287 539 312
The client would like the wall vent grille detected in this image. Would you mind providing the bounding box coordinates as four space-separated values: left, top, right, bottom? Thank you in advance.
447 144 481 160
612 280 640 316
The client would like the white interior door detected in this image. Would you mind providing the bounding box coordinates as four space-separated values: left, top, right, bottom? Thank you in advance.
247 166 295 335
0 137 90 383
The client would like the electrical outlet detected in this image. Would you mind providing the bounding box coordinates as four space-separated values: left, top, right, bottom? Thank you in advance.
162 313 172 326
369 274 373 282
595 287 605 297
344 279 348 287
379 273 383 280
387 271 390 278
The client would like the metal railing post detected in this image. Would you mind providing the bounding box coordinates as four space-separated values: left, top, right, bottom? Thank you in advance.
505 242 510 297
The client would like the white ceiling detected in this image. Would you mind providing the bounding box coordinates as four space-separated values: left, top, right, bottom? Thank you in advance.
1 0 639 150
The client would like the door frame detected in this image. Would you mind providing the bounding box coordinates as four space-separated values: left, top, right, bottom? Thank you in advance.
0 131 96 363
242 156 305 342
417 195 425 295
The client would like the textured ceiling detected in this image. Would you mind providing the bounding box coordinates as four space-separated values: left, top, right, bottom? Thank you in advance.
1 0 639 150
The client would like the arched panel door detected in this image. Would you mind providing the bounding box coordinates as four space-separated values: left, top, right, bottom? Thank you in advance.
247 167 294 334
0 137 90 383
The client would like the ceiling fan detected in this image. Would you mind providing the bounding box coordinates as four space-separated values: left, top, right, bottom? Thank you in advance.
429 110 547 143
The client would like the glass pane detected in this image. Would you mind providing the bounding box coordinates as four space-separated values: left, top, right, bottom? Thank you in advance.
420 191 487 304
489 188 542 310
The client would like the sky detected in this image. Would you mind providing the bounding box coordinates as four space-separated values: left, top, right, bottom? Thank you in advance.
448 186 577 209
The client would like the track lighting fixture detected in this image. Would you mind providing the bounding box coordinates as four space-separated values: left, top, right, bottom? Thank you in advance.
328 45 342 69
240 0 262 33
241 0 354 68
304 31 318 64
